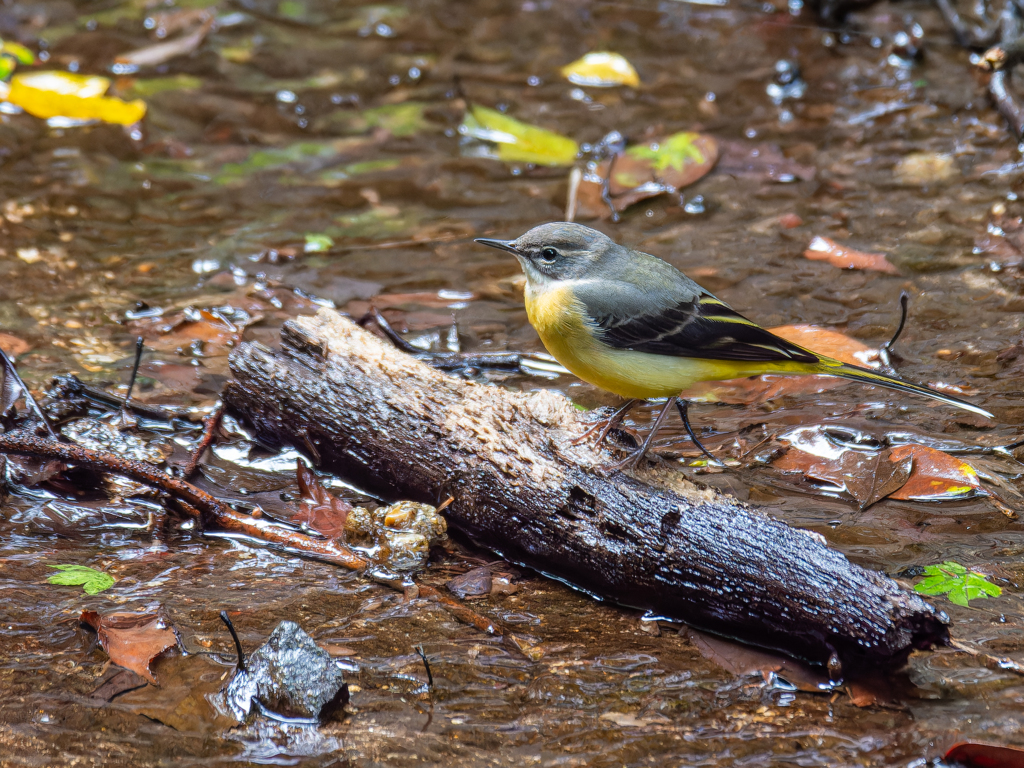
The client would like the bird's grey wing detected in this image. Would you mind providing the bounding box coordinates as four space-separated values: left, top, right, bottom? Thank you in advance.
573 279 819 363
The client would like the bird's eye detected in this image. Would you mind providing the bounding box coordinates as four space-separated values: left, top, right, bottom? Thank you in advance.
540 247 559 261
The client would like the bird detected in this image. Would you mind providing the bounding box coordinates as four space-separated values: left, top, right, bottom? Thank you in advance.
476 222 993 469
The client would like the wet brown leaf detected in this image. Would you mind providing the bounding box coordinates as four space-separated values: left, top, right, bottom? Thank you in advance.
975 213 1024 264
115 17 215 68
447 566 492 599
293 460 351 540
88 667 148 702
945 741 1024 768
0 332 31 358
116 653 239 732
147 7 215 39
888 445 984 501
803 236 900 274
577 132 718 218
685 628 829 692
128 307 259 357
774 443 913 509
715 139 816 182
81 609 177 684
844 672 906 709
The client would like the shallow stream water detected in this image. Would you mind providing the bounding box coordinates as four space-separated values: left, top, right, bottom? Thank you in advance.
4 0 1024 765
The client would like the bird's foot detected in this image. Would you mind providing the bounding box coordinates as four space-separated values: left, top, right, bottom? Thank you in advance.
570 399 637 447
600 446 656 473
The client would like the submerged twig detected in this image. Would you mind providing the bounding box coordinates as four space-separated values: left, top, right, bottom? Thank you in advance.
0 349 57 439
949 637 1024 676
0 432 368 569
358 308 523 371
935 0 1002 47
123 337 145 410
220 610 247 672
565 166 581 222
989 70 1024 138
878 291 910 373
118 337 145 430
676 399 724 466
182 402 225 479
0 432 536 657
48 374 194 422
414 645 433 690
600 152 621 222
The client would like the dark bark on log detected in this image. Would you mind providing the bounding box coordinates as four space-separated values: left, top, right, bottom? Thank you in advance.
225 309 949 670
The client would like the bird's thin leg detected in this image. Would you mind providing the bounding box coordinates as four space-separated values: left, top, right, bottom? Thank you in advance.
675 400 723 466
570 398 637 446
608 397 676 471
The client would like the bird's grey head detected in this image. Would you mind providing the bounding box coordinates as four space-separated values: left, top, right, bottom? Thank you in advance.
475 222 617 285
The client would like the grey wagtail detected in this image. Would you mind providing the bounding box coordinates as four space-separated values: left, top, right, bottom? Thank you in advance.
476 222 992 468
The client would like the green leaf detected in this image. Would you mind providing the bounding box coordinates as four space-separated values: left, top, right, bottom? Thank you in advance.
304 233 335 253
626 132 709 174
47 564 115 594
121 74 202 99
278 0 307 20
1 41 35 66
459 105 579 167
913 561 1000 607
0 57 14 81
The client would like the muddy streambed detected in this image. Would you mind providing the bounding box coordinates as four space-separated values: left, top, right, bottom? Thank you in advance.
3 0 1024 765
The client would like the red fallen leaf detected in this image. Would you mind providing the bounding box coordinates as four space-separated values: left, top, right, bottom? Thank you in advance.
115 16 214 68
771 324 880 367
888 445 984 501
682 324 880 405
687 627 904 707
80 610 176 684
804 236 900 275
292 460 352 540
774 433 913 510
577 132 718 218
128 306 261 357
945 741 1024 768
0 332 31 357
715 139 816 182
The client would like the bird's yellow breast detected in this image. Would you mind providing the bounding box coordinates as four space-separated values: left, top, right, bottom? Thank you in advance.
523 282 806 399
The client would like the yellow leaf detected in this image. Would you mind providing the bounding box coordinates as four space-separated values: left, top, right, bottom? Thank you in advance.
560 51 640 88
459 105 578 166
7 71 146 125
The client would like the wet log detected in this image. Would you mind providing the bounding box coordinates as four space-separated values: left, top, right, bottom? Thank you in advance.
225 308 949 670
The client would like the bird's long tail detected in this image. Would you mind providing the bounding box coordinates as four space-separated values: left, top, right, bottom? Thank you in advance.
817 361 993 419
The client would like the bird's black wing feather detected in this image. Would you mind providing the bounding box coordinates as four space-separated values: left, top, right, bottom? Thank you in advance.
591 293 819 363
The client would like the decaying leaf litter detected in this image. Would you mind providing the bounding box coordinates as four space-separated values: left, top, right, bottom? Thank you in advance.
4 0 1024 765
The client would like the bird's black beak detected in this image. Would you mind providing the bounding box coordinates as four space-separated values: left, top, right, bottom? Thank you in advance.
474 237 519 255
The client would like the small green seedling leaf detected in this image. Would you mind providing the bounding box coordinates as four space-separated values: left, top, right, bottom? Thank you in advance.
1 41 36 66
914 561 1001 607
625 132 710 174
48 564 115 595
304 233 335 253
